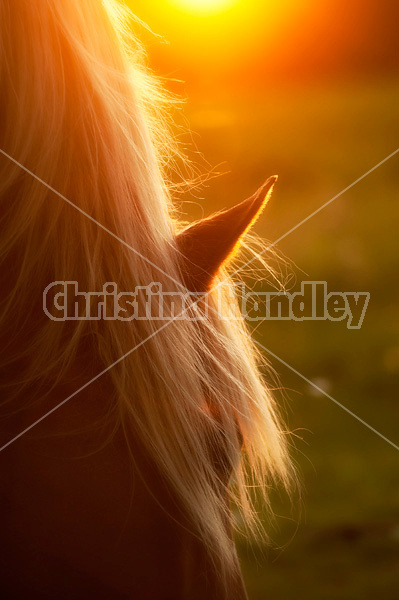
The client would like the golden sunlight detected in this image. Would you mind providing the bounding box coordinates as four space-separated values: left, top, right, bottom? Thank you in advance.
168 0 238 16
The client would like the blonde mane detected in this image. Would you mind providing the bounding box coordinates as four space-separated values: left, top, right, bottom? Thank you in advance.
0 0 293 584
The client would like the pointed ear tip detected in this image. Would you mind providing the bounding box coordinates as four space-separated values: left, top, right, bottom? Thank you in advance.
260 175 278 193
255 175 278 204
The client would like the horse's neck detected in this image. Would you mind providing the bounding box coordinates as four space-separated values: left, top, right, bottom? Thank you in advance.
0 375 247 599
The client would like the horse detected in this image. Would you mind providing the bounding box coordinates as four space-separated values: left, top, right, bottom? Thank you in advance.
0 1 293 598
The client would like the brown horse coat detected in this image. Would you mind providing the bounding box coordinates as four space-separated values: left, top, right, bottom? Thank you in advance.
0 374 248 599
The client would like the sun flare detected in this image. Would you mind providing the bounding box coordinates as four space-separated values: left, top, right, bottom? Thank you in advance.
168 0 238 16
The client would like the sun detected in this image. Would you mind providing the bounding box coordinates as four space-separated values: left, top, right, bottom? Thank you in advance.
168 0 238 16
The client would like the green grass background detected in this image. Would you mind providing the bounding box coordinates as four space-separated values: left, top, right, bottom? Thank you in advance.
180 79 399 599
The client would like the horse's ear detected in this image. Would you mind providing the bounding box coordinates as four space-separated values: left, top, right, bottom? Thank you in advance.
177 176 277 292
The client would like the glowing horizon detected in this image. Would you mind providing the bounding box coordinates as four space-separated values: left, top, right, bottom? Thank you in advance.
168 0 238 16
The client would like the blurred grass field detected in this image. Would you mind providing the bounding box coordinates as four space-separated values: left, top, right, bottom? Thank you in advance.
181 78 399 599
